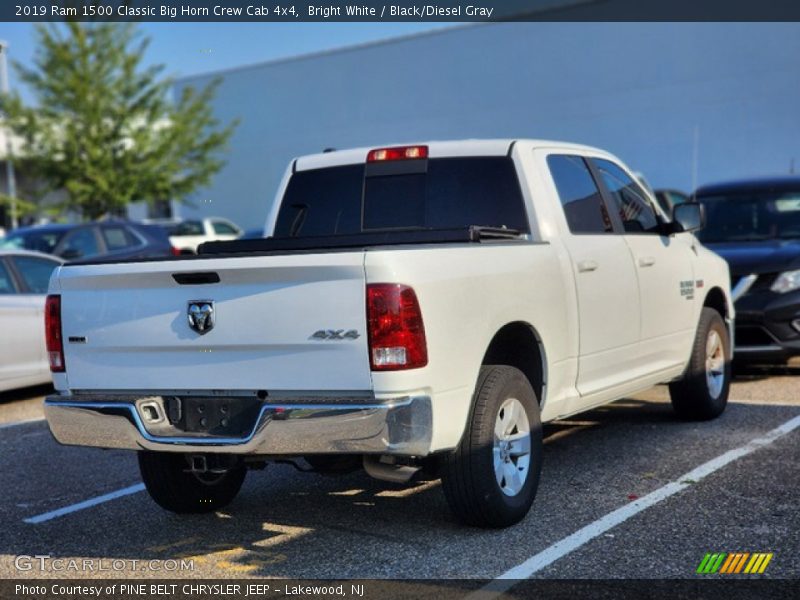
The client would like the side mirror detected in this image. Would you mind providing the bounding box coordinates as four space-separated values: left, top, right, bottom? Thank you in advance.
671 202 705 234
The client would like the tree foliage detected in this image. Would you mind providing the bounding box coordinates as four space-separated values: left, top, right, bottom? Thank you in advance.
0 23 237 219
0 193 37 218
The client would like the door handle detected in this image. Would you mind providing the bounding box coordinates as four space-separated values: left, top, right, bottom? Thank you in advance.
577 260 599 273
638 256 656 267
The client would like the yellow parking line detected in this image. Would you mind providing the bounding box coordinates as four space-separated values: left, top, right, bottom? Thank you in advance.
376 480 440 498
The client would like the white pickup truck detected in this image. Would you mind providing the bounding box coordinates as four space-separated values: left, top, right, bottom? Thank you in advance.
44 140 733 528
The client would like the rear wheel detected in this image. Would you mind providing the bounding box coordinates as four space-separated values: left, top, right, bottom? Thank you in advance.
441 365 543 528
138 452 246 514
669 307 731 420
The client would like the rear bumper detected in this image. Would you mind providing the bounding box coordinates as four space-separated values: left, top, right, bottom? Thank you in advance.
44 393 432 456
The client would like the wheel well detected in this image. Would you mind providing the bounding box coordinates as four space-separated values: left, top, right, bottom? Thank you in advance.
703 287 729 319
481 322 545 405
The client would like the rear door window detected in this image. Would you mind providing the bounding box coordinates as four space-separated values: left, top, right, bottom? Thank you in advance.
59 228 100 259
102 226 138 250
273 157 528 237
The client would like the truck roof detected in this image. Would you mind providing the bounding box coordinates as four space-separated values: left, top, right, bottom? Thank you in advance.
295 139 610 171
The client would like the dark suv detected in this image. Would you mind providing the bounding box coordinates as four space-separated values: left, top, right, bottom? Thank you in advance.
0 221 175 262
695 177 800 361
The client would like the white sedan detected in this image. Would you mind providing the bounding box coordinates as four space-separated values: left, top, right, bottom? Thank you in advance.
0 249 63 392
167 217 242 254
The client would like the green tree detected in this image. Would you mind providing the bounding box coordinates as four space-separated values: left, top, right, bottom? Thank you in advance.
0 23 236 219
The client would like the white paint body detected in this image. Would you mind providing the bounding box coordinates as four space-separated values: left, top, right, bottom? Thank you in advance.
0 293 49 391
0 250 63 392
49 140 732 453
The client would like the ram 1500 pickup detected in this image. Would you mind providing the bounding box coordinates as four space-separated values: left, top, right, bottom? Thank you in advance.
44 140 733 527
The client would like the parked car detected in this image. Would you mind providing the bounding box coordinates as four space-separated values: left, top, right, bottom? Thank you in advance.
43 140 731 528
654 189 690 214
167 217 242 254
695 176 800 361
0 250 63 392
0 221 175 262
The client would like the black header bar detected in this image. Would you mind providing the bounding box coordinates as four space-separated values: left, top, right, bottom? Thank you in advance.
4 0 800 22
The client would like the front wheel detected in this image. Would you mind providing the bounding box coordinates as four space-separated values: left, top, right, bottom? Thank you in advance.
138 452 247 514
669 307 731 420
441 365 543 528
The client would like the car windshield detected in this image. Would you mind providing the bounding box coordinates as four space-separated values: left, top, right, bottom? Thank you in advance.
696 190 800 243
0 229 66 254
168 221 204 236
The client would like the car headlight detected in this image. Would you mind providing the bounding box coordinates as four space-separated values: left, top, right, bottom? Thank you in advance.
771 269 800 293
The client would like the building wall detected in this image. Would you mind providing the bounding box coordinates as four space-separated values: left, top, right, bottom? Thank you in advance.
174 22 800 231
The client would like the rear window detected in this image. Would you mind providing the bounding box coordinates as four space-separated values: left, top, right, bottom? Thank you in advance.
273 157 528 238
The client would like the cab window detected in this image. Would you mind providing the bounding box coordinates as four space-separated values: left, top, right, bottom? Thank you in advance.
547 154 613 234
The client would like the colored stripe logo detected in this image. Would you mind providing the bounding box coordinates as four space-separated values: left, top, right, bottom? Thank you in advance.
697 552 773 574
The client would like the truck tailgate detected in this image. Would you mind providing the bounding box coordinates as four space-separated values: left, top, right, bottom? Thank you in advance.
56 252 372 391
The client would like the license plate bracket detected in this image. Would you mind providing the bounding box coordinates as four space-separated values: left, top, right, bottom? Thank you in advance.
167 396 262 437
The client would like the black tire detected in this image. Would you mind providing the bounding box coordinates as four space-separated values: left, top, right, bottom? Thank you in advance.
441 365 543 528
138 452 247 514
669 307 731 420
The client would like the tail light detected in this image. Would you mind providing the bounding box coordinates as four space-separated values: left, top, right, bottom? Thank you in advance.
170 246 181 256
367 145 428 162
366 284 427 371
45 294 65 372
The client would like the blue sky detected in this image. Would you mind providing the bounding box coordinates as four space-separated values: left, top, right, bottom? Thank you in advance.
1 22 447 99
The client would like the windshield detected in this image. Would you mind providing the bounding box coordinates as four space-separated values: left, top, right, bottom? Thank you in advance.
273 157 528 238
168 221 204 236
696 190 800 243
0 229 66 254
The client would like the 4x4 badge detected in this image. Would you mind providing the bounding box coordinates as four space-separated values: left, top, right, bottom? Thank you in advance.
187 300 215 334
311 329 360 340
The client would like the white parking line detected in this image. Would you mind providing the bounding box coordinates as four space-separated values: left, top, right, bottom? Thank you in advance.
23 483 145 524
470 412 800 598
0 418 45 431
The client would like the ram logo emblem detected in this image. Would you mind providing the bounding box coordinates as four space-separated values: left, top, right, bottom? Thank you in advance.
311 329 360 340
187 301 215 334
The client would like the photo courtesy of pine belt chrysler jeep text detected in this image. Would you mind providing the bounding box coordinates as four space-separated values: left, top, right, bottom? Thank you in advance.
43 140 733 528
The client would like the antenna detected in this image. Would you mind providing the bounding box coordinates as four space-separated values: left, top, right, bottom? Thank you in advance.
691 126 700 193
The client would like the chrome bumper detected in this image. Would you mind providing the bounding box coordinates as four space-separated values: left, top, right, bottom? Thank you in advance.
44 394 432 456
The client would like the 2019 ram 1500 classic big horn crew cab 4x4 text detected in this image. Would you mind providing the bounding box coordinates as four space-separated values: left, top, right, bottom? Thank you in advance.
43 140 733 528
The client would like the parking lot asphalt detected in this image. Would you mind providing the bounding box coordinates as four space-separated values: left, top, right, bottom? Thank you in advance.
0 363 798 581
